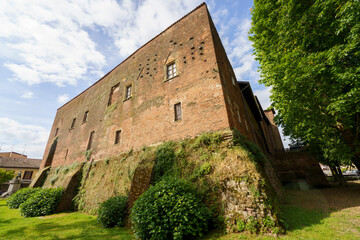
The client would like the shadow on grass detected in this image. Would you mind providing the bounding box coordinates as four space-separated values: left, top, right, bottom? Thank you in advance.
279 181 360 232
281 206 328 231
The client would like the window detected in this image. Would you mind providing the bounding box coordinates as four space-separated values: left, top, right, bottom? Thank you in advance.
70 118 76 129
87 131 95 150
114 130 121 144
167 62 177 79
22 171 33 180
108 83 120 106
54 127 59 137
174 103 182 121
83 111 89 123
65 149 69 159
125 85 132 99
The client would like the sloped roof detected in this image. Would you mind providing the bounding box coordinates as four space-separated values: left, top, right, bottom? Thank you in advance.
0 157 41 169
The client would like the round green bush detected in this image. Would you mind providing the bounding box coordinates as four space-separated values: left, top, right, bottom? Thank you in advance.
97 195 128 228
6 187 42 209
131 178 211 240
19 188 63 217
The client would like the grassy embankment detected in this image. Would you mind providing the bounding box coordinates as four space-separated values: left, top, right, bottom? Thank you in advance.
1 181 359 240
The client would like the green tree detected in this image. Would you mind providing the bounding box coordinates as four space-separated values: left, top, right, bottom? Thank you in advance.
250 0 360 170
0 168 15 184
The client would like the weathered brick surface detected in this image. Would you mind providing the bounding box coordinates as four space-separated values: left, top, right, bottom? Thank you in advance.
41 4 232 168
264 109 285 152
271 150 329 187
40 3 283 169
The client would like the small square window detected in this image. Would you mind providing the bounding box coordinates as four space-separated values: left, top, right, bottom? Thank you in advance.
83 111 89 123
167 62 177 79
174 102 182 121
70 118 76 129
114 130 121 144
125 85 132 99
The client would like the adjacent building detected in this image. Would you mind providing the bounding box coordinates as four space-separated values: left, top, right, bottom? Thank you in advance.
0 152 41 192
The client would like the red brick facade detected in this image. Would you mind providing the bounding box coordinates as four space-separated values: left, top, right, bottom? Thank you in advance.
41 3 283 168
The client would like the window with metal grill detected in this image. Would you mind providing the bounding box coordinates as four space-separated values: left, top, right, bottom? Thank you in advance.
167 62 176 79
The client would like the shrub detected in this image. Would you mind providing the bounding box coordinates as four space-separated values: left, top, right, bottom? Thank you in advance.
7 188 42 209
152 142 176 183
20 188 64 217
97 195 128 228
192 132 222 149
190 162 212 180
131 178 211 240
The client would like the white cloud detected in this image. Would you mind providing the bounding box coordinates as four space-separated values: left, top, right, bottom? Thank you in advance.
0 118 49 158
228 18 260 83
57 94 69 104
111 0 201 57
20 90 34 99
254 87 272 110
0 0 201 87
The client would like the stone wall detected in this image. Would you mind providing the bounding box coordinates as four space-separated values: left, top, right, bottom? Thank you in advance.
271 150 328 187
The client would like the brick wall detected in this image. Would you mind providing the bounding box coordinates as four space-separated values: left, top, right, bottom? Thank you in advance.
41 4 230 168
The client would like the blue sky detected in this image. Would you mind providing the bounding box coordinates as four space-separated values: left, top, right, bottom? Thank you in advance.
0 0 289 158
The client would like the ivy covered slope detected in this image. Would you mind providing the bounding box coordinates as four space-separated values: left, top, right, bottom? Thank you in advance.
41 130 284 234
250 0 360 170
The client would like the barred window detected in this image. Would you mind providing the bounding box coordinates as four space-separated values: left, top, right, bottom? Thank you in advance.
167 62 176 79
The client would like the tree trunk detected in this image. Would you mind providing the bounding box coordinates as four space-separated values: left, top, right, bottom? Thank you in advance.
352 155 360 172
329 165 346 185
335 165 346 185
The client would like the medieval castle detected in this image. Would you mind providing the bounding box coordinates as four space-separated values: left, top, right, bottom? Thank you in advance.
25 4 331 235
41 3 284 169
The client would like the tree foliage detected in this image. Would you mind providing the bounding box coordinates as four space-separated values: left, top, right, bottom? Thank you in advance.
0 168 14 184
250 0 360 169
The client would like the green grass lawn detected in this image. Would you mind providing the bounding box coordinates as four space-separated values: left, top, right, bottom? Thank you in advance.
1 184 360 240
0 200 134 240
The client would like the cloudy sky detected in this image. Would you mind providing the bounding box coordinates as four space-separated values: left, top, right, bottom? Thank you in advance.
0 0 290 158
